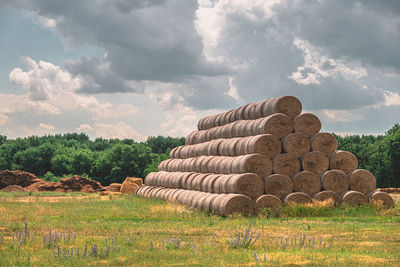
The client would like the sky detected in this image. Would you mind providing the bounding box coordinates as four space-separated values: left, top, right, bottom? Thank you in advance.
0 0 400 141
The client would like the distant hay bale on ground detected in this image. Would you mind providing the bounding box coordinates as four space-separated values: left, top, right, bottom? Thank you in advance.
313 190 339 206
366 190 394 209
255 194 282 214
340 191 368 206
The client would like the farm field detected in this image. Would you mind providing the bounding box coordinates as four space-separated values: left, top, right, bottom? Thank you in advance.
0 192 399 266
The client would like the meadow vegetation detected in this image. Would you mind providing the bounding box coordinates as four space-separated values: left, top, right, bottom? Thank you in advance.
0 192 399 266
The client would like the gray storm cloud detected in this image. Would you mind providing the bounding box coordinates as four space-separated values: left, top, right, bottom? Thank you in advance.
4 0 400 112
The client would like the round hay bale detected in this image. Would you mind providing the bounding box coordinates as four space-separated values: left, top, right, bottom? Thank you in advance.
211 194 254 216
186 131 197 145
249 101 263 119
226 138 240 156
197 117 206 131
240 134 281 159
199 156 213 173
310 132 338 155
208 139 224 155
192 173 210 191
301 151 329 175
193 192 211 210
165 188 179 201
150 187 163 198
313 190 339 206
366 190 394 209
144 172 155 186
272 153 300 177
320 170 349 195
235 120 248 137
242 103 253 120
135 186 145 196
181 191 195 207
261 96 302 119
193 156 206 172
137 186 150 197
230 121 241 137
215 174 234 193
180 172 196 189
200 194 219 212
255 194 283 214
261 114 294 139
230 154 272 176
264 174 294 199
348 169 376 195
293 113 321 138
219 141 231 156
184 173 202 190
170 189 184 202
329 150 358 174
284 192 312 206
225 173 264 199
220 124 232 139
340 190 368 206
176 190 191 203
282 133 310 158
235 106 245 121
203 174 220 192
292 171 321 197
157 160 169 171
169 147 178 159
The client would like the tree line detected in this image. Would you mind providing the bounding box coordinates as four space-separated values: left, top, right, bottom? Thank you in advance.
0 124 399 187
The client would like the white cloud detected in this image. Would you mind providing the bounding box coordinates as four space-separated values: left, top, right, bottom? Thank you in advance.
289 38 367 85
382 91 400 107
76 122 147 142
320 109 362 123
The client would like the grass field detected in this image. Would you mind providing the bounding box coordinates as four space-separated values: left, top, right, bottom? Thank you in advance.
0 192 399 266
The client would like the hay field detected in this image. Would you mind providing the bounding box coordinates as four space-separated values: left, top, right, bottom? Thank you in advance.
0 192 399 266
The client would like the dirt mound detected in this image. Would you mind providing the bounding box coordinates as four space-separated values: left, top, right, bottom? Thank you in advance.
1 185 28 192
59 175 104 192
26 175 104 193
0 170 41 189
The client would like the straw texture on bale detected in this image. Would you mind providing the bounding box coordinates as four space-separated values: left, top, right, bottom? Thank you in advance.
282 133 310 158
366 190 394 209
264 174 293 199
210 194 254 216
261 96 302 119
340 190 368 206
348 169 376 195
225 173 264 199
313 190 339 206
292 171 321 197
284 192 312 205
320 170 349 195
272 153 300 177
301 151 329 175
310 132 338 155
189 114 293 144
293 113 321 138
329 150 358 174
255 194 283 214
197 96 301 131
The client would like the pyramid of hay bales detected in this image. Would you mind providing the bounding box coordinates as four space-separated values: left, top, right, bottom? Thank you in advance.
136 96 394 216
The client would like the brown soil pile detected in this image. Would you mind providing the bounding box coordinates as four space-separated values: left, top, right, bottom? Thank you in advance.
26 175 104 193
0 170 104 193
1 185 28 192
0 170 41 189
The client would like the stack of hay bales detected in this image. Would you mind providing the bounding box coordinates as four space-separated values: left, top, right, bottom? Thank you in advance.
137 96 394 216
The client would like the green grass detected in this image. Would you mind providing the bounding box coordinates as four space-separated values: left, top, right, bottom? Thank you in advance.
0 192 399 266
